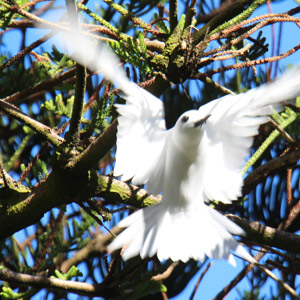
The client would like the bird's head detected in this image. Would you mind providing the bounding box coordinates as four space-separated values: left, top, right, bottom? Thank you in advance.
173 110 211 148
175 110 210 132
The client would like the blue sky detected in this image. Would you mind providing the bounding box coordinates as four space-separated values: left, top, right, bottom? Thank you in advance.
3 0 300 299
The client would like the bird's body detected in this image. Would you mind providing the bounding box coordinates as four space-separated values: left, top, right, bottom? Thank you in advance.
60 24 300 265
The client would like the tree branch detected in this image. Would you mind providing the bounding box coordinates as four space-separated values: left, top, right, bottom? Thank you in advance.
243 147 300 194
193 0 252 44
60 228 122 273
0 100 64 147
63 0 87 147
169 0 178 32
228 215 300 253
0 32 54 73
2 68 76 105
65 63 86 146
0 169 159 241
70 120 118 171
0 267 113 297
96 175 161 208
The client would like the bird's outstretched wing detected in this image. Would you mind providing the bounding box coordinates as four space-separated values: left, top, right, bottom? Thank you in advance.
188 70 300 204
114 85 168 193
60 23 168 193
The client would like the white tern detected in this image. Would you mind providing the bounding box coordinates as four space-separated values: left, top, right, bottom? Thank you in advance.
59 21 300 266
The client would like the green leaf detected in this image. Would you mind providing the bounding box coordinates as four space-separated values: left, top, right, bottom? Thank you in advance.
153 13 170 34
52 266 83 280
42 94 74 118
32 159 48 181
0 286 33 299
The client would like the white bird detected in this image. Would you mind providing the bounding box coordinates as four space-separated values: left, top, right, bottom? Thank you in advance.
108 71 300 265
59 21 300 266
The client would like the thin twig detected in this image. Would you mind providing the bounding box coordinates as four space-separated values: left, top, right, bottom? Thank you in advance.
190 262 213 300
0 32 54 72
194 43 300 79
268 118 295 144
2 68 76 104
0 267 112 297
278 199 300 231
60 227 122 273
212 251 264 300
32 210 65 272
243 147 300 195
200 76 235 95
257 264 300 300
152 262 179 281
11 4 67 31
0 100 64 147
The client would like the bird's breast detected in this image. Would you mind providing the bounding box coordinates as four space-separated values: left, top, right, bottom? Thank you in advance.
161 140 198 208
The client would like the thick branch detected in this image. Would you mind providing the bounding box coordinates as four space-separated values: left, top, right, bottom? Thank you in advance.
0 171 158 241
96 175 161 208
0 116 117 240
228 215 300 253
169 0 178 32
64 0 86 147
65 63 86 146
0 170 73 241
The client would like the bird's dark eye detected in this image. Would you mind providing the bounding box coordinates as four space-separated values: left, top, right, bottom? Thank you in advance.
181 116 189 123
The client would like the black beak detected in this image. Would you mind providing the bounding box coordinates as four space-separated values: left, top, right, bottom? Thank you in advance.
194 114 211 128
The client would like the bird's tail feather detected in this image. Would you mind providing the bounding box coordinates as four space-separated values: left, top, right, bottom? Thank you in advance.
107 203 255 266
